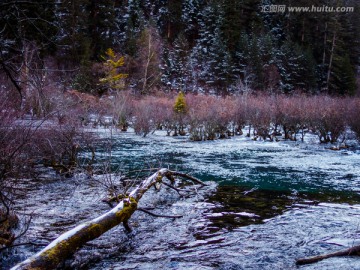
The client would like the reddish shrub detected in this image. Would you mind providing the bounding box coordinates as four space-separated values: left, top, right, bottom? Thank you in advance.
307 96 347 143
348 99 360 141
247 95 275 141
99 91 134 130
277 95 309 141
132 96 173 137
186 94 236 141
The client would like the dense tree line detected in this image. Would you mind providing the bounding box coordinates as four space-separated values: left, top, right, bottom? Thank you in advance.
1 0 359 99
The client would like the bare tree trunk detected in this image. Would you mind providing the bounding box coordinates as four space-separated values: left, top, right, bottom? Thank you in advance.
20 42 36 112
296 245 360 265
11 169 206 270
142 30 154 94
322 22 327 66
326 31 336 93
301 18 305 44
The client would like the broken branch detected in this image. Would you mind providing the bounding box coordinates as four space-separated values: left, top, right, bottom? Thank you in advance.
296 245 360 265
137 207 183 218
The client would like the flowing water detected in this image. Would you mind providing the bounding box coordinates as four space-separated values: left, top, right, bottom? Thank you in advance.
2 128 360 269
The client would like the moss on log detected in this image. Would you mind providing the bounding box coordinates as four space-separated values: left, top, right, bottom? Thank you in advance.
11 169 205 270
12 198 137 270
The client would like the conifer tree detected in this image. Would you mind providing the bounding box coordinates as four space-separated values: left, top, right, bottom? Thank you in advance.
173 91 187 135
331 54 357 95
181 0 203 43
190 2 233 92
99 48 128 91
122 0 147 56
161 33 191 91
173 91 187 114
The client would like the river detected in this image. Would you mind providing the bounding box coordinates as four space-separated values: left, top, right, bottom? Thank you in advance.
3 128 360 269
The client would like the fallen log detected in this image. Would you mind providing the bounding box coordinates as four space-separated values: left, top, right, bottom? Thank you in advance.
296 245 360 265
11 169 206 270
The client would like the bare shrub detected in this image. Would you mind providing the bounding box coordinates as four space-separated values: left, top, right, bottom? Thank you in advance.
37 123 94 177
308 96 347 143
348 98 360 141
98 91 134 130
132 96 171 137
0 88 97 248
0 93 39 248
247 95 274 141
186 94 205 141
277 95 308 141
152 97 174 135
215 97 237 138
185 94 236 141
234 95 249 136
64 90 101 127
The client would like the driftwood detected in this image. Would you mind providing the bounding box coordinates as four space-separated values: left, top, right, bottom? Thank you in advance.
11 169 206 270
296 245 360 265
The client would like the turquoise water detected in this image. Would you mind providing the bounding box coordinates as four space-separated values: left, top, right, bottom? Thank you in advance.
92 129 360 195
5 128 360 270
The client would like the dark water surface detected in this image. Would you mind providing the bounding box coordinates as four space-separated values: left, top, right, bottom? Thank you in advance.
3 129 360 269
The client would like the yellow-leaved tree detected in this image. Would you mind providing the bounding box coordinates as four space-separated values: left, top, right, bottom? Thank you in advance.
100 48 128 91
173 91 187 135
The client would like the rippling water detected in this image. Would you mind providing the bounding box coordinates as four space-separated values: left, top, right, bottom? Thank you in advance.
3 128 360 269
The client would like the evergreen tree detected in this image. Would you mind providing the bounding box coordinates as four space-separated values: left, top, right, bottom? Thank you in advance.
234 32 251 76
1 0 359 96
56 0 91 63
155 0 183 42
99 48 128 91
173 91 187 114
331 54 357 95
161 33 191 91
181 0 203 45
275 42 313 93
190 2 233 92
234 33 277 91
122 0 147 56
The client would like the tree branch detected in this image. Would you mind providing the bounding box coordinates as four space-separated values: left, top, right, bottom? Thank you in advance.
137 207 183 218
296 245 360 265
0 59 23 104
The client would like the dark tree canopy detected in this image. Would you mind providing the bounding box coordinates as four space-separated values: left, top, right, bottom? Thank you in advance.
0 0 359 95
